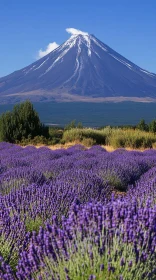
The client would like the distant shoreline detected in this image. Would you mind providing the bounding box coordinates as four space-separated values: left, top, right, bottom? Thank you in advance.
1 92 156 104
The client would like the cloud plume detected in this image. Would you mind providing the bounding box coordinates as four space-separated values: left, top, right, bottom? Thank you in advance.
37 28 88 59
66 28 88 36
37 42 59 59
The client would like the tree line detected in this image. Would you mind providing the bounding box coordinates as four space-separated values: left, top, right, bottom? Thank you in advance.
136 119 156 133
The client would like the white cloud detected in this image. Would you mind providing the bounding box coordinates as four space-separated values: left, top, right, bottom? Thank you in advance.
66 28 88 36
37 42 59 59
37 28 88 59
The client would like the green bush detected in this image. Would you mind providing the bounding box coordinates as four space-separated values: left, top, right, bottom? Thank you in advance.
17 135 48 146
0 100 49 143
49 127 63 139
137 119 148 131
64 120 76 130
107 128 155 149
81 137 96 147
108 134 126 148
62 127 156 149
63 128 106 145
149 120 156 133
64 120 83 130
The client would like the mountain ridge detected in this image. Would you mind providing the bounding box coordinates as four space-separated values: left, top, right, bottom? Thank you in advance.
0 33 156 103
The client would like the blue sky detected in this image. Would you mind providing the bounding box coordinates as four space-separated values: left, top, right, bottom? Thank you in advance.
0 0 156 77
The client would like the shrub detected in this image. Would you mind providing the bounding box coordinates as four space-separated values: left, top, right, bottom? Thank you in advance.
149 120 156 133
62 127 156 149
17 135 48 146
137 119 148 131
81 137 96 147
107 128 155 149
0 100 49 143
152 142 156 149
64 120 76 130
63 128 106 145
108 134 125 148
64 120 83 130
49 127 63 142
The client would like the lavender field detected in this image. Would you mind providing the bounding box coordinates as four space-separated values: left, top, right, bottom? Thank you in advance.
0 142 156 279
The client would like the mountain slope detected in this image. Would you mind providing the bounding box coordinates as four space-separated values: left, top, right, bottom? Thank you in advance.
0 33 156 103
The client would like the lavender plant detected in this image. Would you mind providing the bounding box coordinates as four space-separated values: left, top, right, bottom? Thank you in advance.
0 142 155 279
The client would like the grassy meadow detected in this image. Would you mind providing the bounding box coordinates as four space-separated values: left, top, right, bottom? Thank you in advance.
18 126 156 150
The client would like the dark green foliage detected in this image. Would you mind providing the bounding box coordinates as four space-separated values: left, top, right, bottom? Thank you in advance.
19 135 48 146
64 120 76 130
49 127 63 143
0 100 48 143
118 125 136 129
137 119 148 131
149 120 156 133
81 137 96 147
77 122 83 129
64 120 83 130
63 128 106 145
0 111 13 142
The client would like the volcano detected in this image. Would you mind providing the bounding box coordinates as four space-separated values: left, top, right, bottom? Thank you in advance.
0 32 156 103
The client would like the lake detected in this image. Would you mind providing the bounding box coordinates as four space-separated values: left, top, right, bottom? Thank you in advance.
0 101 156 127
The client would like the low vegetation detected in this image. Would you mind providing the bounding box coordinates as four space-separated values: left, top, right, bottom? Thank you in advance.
0 100 156 149
63 126 156 149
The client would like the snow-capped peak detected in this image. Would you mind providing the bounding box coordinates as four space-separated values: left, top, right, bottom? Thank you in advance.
25 32 156 80
61 33 100 58
2 30 156 104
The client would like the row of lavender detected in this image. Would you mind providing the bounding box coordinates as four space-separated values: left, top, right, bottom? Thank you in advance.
0 142 156 279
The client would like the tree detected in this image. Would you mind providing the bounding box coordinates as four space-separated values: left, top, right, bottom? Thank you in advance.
77 122 83 129
64 120 76 130
0 111 13 142
149 120 156 133
0 100 48 143
137 119 148 131
64 120 83 130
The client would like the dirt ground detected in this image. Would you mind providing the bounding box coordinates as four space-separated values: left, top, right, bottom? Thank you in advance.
22 142 150 152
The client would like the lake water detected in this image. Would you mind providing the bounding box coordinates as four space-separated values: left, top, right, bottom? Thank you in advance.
0 101 156 127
